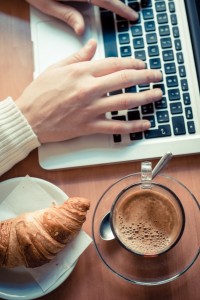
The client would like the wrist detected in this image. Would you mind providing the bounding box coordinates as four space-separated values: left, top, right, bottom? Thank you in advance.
0 97 41 175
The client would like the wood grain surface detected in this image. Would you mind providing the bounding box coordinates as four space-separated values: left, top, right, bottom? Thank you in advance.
0 1 199 299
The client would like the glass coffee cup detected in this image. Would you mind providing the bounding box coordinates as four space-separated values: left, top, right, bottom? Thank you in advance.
110 162 185 257
92 163 199 285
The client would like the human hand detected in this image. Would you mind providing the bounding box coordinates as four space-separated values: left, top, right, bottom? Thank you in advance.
16 39 162 144
26 0 139 35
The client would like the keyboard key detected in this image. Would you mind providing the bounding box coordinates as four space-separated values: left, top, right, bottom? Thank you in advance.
146 32 157 44
144 125 171 139
142 103 154 114
155 1 166 12
148 45 159 57
187 121 196 134
112 115 126 121
150 58 161 68
159 25 170 36
183 93 191 105
153 83 165 95
141 0 152 8
169 1 176 13
155 97 167 109
130 132 143 140
173 26 180 38
145 21 156 32
131 25 143 36
171 14 177 25
181 79 188 91
133 37 145 49
111 115 126 140
128 110 140 120
101 11 118 57
139 83 150 88
185 107 193 119
111 110 118 116
179 65 186 77
125 86 137 93
135 50 146 60
113 134 122 143
170 102 183 114
177 52 184 64
120 45 132 57
142 9 154 20
116 14 126 21
117 21 129 32
163 50 174 61
118 33 130 44
172 116 186 135
156 111 169 123
166 75 178 87
143 115 156 127
161 37 172 48
158 125 172 137
157 13 168 24
130 15 141 25
174 39 182 51
164 62 176 74
111 111 118 115
109 89 123 95
128 1 140 12
168 88 180 101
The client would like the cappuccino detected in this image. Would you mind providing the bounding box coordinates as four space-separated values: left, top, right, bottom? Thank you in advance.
111 188 184 256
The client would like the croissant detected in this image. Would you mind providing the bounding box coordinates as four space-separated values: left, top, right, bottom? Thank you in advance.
0 197 90 268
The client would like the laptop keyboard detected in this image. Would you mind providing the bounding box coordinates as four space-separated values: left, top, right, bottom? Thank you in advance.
100 0 196 143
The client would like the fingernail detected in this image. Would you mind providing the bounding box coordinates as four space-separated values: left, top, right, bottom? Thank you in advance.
85 39 93 49
129 10 139 20
74 23 84 35
154 88 163 97
153 70 162 81
142 120 151 130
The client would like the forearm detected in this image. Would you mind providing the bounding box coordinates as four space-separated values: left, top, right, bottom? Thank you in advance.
0 97 40 176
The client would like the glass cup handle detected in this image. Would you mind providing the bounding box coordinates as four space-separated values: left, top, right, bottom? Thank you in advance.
141 161 152 189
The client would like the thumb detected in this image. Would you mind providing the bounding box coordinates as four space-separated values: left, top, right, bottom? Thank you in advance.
55 39 97 67
28 0 85 35
47 2 85 35
68 39 97 64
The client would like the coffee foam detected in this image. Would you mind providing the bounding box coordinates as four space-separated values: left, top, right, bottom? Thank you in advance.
113 189 183 255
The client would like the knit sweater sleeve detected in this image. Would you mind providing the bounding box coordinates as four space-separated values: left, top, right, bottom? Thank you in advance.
0 97 41 176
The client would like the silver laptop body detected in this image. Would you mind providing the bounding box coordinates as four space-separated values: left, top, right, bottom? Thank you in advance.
30 0 200 170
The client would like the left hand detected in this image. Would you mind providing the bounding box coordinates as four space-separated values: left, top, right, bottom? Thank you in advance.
26 0 139 35
16 39 163 144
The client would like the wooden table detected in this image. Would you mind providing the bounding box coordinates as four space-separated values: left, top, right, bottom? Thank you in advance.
0 1 199 299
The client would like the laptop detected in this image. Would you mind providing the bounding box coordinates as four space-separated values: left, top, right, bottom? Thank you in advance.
30 0 200 170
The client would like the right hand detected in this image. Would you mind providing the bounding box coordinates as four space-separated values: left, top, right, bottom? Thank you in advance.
26 0 139 35
16 39 163 144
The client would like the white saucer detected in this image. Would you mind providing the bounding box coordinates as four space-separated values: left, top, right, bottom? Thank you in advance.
0 177 76 300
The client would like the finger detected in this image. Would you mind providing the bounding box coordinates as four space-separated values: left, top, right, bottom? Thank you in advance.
54 39 97 67
91 117 151 135
33 0 85 35
84 57 146 77
91 0 139 21
93 88 163 114
96 69 163 94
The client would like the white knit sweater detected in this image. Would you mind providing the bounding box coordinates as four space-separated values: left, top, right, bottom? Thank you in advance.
0 97 41 176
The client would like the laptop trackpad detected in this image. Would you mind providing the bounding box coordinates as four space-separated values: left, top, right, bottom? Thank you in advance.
31 7 95 77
